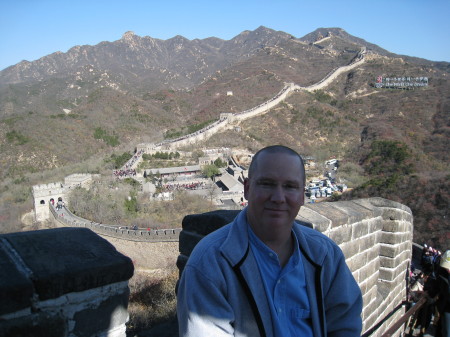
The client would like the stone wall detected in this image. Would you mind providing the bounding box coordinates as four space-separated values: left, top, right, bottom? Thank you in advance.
50 204 181 242
177 197 413 337
0 227 134 337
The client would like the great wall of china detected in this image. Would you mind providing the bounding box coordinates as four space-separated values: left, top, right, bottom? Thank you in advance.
32 46 367 229
7 46 418 336
136 47 366 154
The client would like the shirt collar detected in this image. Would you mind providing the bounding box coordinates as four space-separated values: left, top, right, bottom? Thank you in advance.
247 221 300 266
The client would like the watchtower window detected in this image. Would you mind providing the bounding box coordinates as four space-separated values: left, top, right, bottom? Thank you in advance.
40 200 45 205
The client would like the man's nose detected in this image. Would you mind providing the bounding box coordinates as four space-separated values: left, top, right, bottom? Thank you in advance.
270 185 286 203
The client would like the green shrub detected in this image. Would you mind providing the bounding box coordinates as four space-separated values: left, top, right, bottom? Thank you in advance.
107 152 133 169
6 130 29 145
93 127 120 146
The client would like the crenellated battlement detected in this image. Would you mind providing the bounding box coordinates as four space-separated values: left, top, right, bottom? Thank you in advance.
32 182 64 195
32 174 97 222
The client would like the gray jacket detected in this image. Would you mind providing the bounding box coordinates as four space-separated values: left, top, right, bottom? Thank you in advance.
177 208 362 337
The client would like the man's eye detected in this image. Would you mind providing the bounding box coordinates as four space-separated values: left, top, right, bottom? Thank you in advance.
284 184 299 190
258 181 274 187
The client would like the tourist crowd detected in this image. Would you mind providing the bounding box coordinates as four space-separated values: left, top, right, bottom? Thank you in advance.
407 245 450 336
163 181 206 191
113 168 136 178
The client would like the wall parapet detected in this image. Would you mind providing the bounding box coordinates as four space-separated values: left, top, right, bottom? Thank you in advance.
0 227 134 337
50 204 181 242
177 197 412 337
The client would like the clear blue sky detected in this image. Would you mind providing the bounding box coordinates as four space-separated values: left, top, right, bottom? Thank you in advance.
1 0 449 71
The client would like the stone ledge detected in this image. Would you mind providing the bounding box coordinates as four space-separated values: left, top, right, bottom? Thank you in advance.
181 210 240 235
0 240 34 315
0 228 134 315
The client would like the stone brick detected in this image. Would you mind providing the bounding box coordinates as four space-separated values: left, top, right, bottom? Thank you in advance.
351 253 369 272
382 220 409 233
363 284 378 305
380 232 408 245
340 239 359 259
297 206 330 233
73 292 129 337
380 243 402 258
358 233 378 252
328 225 352 245
303 202 348 228
381 208 413 223
367 218 383 233
380 255 401 269
351 198 382 215
365 197 411 213
332 200 376 226
379 267 396 282
351 221 369 239
367 245 381 262
379 263 407 283
359 259 379 285
363 299 379 324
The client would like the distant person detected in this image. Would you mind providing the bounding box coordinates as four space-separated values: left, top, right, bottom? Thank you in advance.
177 145 362 337
436 250 450 337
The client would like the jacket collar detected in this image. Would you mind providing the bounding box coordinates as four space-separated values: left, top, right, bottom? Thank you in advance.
220 207 328 267
220 208 251 267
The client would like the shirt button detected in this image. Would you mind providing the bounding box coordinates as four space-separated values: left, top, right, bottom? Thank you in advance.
278 308 282 313
277 279 281 284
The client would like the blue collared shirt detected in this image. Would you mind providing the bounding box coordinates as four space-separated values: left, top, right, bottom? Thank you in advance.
248 224 313 337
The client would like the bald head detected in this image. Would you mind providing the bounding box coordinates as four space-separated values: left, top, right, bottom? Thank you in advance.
248 145 306 186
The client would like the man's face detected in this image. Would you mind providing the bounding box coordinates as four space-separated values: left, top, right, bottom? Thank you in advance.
244 151 305 238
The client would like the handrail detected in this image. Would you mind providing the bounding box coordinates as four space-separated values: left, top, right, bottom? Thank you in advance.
380 295 428 337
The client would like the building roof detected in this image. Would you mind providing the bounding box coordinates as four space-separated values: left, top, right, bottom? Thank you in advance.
217 172 243 192
146 165 201 175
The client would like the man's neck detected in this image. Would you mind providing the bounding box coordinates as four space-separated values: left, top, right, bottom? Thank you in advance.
265 233 294 267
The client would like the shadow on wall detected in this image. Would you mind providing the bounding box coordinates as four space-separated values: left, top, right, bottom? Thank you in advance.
0 227 134 337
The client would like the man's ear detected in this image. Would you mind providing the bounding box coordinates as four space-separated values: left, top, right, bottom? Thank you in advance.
243 178 250 200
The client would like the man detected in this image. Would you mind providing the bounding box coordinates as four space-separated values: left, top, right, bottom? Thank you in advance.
436 250 450 337
177 145 362 337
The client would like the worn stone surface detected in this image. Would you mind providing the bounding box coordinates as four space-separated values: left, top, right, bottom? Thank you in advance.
304 202 350 228
182 210 240 235
331 200 376 226
0 240 34 315
297 206 330 233
328 225 352 245
178 230 204 257
2 227 134 301
0 311 66 337
73 291 129 337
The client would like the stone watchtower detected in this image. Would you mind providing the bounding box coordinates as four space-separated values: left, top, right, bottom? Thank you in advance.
32 174 97 222
32 182 65 222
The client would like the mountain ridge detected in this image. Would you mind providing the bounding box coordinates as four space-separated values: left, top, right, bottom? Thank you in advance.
0 26 448 248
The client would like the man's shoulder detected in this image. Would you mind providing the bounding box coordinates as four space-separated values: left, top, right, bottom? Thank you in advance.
294 221 333 244
293 222 343 264
187 224 232 261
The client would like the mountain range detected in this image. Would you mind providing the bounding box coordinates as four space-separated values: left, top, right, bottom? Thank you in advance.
0 26 448 248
